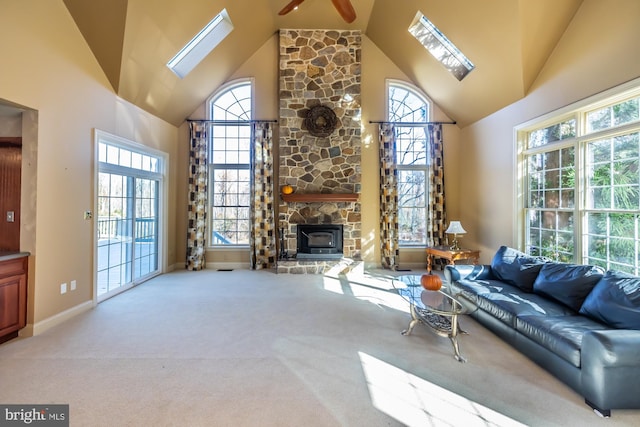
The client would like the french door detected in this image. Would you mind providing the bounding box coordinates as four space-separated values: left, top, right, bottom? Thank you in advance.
95 131 164 301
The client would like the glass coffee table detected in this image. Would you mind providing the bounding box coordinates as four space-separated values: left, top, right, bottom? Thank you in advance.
393 275 468 363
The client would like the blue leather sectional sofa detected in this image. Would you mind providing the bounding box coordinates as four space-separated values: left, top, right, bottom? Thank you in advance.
444 246 640 417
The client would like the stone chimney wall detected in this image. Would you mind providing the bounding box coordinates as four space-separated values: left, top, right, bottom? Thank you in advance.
278 29 362 259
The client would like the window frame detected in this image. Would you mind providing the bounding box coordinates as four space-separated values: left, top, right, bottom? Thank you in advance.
206 78 254 248
516 78 640 272
94 129 167 302
387 79 433 247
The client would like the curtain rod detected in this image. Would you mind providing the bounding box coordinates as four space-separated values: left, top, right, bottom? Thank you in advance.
369 120 456 126
188 119 278 124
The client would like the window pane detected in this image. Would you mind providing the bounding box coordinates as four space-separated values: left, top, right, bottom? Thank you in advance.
398 207 426 245
524 146 575 261
526 148 575 210
128 152 140 169
389 83 431 247
528 119 576 149
585 212 639 274
398 169 427 245
388 86 429 123
107 145 119 164
587 132 640 210
398 170 426 207
524 91 640 272
98 142 161 174
395 127 427 165
526 209 574 262
587 97 640 133
208 83 252 246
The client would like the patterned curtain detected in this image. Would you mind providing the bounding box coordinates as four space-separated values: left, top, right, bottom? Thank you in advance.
379 123 399 270
250 122 276 269
427 123 447 247
186 122 208 271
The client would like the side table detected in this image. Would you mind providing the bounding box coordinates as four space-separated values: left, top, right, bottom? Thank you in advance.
426 246 480 272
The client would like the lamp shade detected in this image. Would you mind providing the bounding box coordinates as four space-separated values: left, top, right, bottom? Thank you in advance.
446 221 466 235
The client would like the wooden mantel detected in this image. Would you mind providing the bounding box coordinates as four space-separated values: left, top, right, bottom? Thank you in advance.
281 193 359 203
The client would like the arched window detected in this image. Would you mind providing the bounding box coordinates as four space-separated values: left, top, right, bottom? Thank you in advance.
388 81 432 246
207 80 253 246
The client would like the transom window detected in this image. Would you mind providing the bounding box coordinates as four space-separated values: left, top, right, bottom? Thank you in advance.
388 82 431 246
520 86 640 273
207 80 252 246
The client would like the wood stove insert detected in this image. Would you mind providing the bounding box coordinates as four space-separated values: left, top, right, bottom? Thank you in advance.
296 224 343 259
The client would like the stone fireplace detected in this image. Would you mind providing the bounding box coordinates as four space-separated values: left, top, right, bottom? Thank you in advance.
277 29 362 271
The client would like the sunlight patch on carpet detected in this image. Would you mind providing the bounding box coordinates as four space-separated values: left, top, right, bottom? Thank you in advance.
358 352 527 427
322 275 408 312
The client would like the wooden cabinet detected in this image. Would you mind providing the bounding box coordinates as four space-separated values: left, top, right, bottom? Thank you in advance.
0 255 28 344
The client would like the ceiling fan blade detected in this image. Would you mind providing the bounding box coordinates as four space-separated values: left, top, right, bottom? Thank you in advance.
331 0 356 23
279 0 306 16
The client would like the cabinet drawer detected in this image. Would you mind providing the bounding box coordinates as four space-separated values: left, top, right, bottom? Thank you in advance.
0 257 26 277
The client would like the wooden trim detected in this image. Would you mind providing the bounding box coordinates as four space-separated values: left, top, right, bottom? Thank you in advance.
281 193 359 203
0 137 22 147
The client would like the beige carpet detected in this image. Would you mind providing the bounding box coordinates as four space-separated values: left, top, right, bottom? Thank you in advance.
0 268 637 426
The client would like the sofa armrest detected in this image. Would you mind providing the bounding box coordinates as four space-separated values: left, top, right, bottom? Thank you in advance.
581 330 640 411
444 264 494 283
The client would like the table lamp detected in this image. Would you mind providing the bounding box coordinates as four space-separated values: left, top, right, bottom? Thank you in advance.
446 221 466 251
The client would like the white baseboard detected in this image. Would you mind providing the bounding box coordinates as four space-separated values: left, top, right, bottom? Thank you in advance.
20 300 94 337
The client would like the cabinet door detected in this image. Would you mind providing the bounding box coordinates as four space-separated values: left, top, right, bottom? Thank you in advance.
0 274 27 337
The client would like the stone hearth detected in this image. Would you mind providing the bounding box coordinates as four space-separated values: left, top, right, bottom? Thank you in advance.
277 29 362 271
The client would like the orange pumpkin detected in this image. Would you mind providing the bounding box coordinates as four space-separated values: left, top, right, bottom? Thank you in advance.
281 185 294 195
420 273 442 291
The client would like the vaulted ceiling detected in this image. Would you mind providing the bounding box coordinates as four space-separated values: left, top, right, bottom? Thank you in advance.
62 0 583 127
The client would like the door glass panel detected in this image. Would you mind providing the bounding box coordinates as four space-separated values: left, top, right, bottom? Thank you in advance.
134 178 158 279
96 136 163 300
97 172 133 296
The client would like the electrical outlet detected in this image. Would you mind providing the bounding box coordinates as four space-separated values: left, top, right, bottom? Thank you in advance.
70 280 77 291
60 283 67 294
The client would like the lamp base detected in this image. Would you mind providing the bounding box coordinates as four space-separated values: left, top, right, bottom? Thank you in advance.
449 236 461 251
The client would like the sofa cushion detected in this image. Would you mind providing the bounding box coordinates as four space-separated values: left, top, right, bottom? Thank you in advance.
579 270 640 330
533 263 604 311
490 246 549 292
459 280 575 328
516 315 609 368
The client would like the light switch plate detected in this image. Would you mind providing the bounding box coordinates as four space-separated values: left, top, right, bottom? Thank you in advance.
6 211 14 222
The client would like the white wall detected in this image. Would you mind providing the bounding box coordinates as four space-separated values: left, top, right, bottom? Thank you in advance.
0 1 179 329
459 0 640 263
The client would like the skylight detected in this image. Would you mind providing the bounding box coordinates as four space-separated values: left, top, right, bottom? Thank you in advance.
408 12 475 81
167 9 233 79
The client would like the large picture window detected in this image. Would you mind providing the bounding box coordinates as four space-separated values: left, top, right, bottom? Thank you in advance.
520 86 640 273
208 80 252 246
388 82 431 246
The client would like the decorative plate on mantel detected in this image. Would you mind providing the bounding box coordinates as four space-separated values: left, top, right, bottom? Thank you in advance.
305 105 338 137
